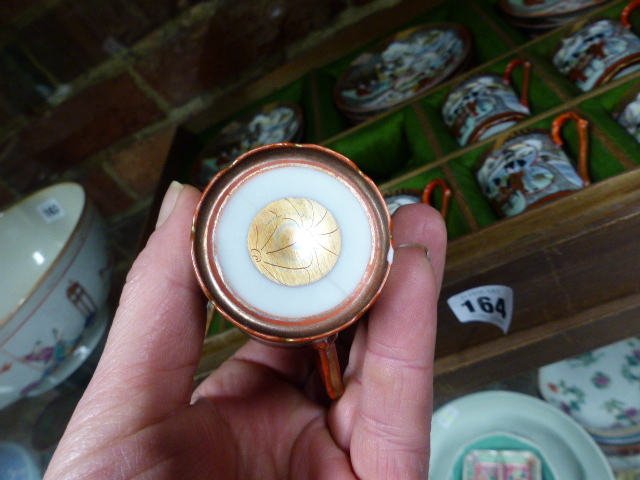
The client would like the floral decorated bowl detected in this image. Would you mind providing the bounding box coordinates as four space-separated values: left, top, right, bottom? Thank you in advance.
538 336 640 438
0 183 111 410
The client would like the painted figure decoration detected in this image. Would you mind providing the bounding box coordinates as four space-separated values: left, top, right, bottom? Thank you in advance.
477 112 590 218
500 0 611 18
442 59 532 146
498 0 613 37
552 1 640 91
334 23 471 121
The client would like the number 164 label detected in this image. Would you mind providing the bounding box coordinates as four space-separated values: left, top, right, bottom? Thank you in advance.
446 285 514 333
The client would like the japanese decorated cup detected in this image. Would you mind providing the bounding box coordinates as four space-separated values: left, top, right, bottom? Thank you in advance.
443 58 532 146
0 183 112 410
192 143 392 399
384 178 452 218
476 111 591 218
553 0 640 92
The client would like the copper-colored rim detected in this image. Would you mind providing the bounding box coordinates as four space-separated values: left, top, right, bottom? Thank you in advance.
192 143 392 344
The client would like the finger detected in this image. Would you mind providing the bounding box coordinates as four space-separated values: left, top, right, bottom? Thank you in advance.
73 182 207 429
194 339 317 400
333 203 446 479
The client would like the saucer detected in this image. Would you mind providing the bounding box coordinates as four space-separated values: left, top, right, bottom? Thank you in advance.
334 23 471 120
430 390 614 480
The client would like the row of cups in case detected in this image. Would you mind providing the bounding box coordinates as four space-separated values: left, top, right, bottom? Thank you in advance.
394 110 591 220
442 0 640 148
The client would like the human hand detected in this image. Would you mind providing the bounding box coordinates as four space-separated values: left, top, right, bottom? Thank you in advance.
44 181 447 480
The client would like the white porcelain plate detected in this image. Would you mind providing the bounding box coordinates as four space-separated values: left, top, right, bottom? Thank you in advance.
430 390 614 480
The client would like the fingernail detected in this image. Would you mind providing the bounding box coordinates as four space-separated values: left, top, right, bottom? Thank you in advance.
395 242 431 263
156 181 184 229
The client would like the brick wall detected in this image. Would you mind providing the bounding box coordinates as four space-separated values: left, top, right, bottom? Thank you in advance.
0 0 403 303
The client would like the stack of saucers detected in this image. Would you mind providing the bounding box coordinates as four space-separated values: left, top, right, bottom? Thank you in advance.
538 336 640 474
191 101 304 189
333 23 472 123
498 0 613 37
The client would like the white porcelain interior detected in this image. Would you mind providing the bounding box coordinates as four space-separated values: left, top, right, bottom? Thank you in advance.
0 182 111 409
0 184 84 321
215 165 373 319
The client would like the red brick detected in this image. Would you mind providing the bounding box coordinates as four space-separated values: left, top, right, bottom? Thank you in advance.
109 125 177 198
280 0 346 43
0 45 54 115
78 163 136 219
69 0 186 47
16 2 105 83
134 1 294 106
0 0 40 29
2 73 165 193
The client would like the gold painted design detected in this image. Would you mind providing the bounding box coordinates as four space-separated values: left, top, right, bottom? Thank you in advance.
248 197 341 287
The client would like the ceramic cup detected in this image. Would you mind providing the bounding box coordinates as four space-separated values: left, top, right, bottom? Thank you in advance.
553 0 640 92
612 84 640 143
0 183 112 410
476 111 591 218
442 58 532 146
384 178 452 218
192 143 392 399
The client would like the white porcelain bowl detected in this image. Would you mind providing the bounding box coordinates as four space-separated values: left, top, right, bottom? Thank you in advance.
0 182 111 409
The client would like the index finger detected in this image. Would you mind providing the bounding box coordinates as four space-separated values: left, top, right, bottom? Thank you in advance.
335 203 447 480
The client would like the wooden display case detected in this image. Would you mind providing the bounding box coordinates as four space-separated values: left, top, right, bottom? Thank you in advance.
160 0 640 404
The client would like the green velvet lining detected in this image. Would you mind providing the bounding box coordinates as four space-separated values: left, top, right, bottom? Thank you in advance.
448 146 500 227
325 108 436 183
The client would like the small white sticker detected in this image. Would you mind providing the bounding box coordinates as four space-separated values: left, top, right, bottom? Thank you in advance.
37 198 66 224
447 285 514 333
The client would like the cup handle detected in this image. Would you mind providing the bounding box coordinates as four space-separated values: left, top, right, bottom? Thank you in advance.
422 178 452 219
503 58 532 109
621 0 640 28
313 335 344 400
551 111 591 186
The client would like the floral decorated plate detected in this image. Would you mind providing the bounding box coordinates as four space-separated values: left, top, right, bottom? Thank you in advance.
334 23 471 119
192 102 304 188
538 336 640 439
430 390 614 480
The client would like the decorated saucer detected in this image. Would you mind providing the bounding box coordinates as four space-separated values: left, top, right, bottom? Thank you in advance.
334 23 472 120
